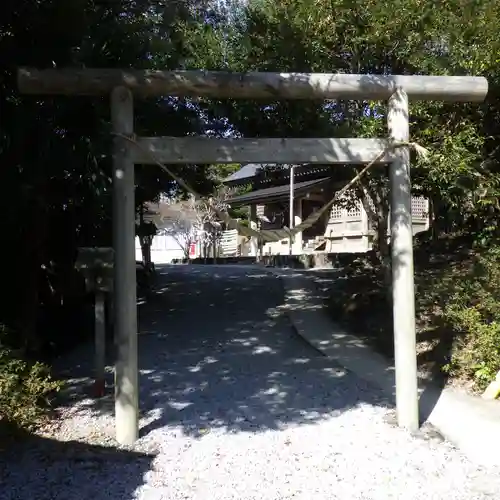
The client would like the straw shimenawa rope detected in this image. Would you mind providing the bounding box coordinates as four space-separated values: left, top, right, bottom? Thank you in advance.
113 133 428 243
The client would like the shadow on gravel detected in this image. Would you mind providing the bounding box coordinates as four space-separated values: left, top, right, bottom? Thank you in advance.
0 424 155 500
52 265 389 441
299 264 453 426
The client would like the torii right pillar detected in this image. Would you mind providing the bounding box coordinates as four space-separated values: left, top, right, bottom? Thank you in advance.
388 88 419 431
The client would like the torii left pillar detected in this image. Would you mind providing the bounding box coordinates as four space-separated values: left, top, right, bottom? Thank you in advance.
111 87 139 445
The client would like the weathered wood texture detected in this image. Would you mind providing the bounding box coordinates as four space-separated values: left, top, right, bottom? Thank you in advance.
131 137 394 165
18 68 488 102
111 86 139 445
388 88 419 432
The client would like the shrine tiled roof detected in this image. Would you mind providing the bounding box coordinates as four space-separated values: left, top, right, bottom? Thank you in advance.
223 163 334 187
226 177 331 207
223 163 266 184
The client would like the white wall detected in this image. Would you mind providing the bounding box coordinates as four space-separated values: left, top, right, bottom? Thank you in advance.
135 230 187 264
219 229 239 256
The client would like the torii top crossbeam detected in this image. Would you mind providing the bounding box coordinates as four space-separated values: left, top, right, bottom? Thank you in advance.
17 68 488 102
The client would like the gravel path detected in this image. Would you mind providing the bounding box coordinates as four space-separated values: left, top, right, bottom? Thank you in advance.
2 265 500 500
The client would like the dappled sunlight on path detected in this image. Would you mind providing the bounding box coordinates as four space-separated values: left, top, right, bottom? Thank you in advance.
4 265 500 500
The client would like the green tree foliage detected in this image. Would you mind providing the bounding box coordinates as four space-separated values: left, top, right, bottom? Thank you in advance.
0 0 215 352
198 0 500 388
0 0 222 428
202 0 500 249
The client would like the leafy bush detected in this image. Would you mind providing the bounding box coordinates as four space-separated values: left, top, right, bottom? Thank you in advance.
327 239 500 393
0 329 62 430
441 246 500 389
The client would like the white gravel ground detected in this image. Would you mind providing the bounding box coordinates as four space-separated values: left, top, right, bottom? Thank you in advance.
2 265 500 500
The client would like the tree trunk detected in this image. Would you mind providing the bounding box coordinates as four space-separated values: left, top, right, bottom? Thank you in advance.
429 196 441 242
376 212 392 288
19 192 48 356
358 183 391 289
201 241 207 263
139 237 151 267
138 205 152 267
372 204 391 284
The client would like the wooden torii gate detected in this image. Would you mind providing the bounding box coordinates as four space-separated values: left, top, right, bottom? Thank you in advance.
18 69 488 445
